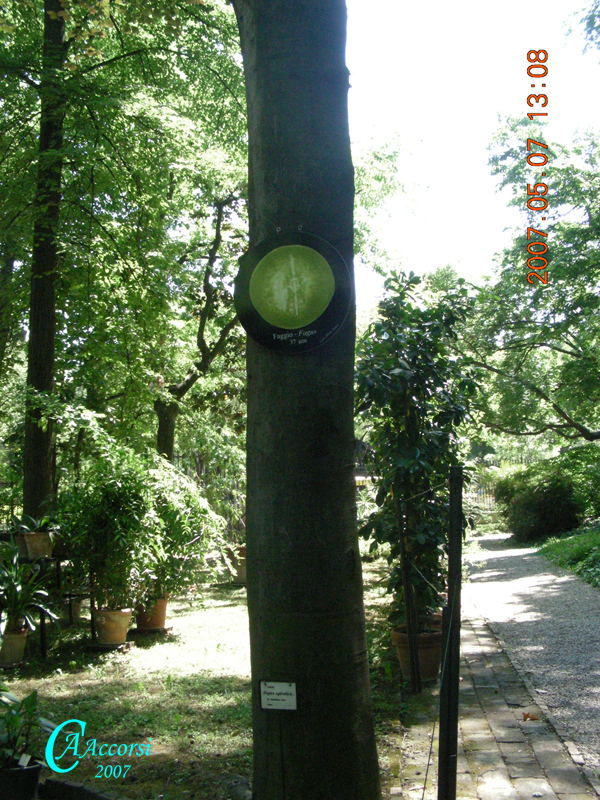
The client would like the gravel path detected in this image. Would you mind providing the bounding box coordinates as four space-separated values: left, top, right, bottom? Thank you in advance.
462 532 600 772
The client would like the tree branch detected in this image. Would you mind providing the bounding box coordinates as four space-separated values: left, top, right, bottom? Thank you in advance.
469 358 600 441
73 201 134 268
196 195 235 360
18 71 40 90
485 421 580 439
77 48 152 75
199 314 238 372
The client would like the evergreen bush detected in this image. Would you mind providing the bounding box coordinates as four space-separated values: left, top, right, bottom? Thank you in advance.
495 467 585 542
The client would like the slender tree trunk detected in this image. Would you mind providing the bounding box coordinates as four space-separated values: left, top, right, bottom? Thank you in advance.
154 398 180 462
152 197 238 463
0 249 16 377
232 2 381 798
23 0 68 518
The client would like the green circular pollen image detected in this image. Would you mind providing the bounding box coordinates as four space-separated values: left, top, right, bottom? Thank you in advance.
249 245 336 330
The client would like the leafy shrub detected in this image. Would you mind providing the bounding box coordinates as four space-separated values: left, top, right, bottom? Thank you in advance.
355 271 478 627
554 445 600 519
59 443 153 608
540 521 600 590
495 470 583 542
494 444 600 542
58 436 226 608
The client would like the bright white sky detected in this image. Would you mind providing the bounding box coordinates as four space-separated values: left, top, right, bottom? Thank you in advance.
346 0 600 309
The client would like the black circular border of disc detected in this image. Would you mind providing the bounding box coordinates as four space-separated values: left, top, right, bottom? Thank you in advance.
234 231 353 354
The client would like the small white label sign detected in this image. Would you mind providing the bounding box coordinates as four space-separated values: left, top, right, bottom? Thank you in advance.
260 681 297 710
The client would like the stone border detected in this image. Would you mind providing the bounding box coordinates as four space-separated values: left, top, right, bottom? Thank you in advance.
483 616 600 798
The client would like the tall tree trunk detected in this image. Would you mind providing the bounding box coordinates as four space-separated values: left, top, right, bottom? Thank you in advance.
232 2 381 798
0 249 16 378
23 0 68 518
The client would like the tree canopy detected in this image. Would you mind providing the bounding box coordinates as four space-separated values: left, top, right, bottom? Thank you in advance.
443 118 600 446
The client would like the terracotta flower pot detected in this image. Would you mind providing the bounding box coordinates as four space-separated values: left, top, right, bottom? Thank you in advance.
92 609 132 645
0 762 42 800
14 535 28 559
391 625 443 683
16 531 53 559
136 598 168 631
0 629 28 666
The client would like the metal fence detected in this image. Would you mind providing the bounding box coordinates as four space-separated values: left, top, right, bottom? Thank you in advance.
464 485 496 513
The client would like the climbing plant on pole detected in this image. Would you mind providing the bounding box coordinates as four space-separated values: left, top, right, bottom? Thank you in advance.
356 271 478 691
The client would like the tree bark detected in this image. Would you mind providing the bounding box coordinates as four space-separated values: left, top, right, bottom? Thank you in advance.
0 249 16 378
23 0 69 518
153 197 238 462
232 2 381 798
155 398 180 462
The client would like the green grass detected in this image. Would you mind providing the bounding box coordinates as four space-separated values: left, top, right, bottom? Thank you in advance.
539 519 600 589
2 560 411 799
3 589 252 800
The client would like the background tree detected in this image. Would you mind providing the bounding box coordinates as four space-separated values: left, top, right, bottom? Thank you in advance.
0 0 246 514
153 192 244 462
231 0 382 797
444 118 600 445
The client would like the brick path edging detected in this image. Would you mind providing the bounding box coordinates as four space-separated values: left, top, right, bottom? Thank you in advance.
484 617 600 797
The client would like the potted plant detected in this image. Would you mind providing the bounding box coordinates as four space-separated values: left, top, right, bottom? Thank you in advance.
8 515 56 560
0 546 58 666
63 445 151 645
60 441 225 641
136 540 176 631
135 459 225 630
0 684 56 800
75 496 146 645
57 565 88 625
356 271 477 691
388 536 446 684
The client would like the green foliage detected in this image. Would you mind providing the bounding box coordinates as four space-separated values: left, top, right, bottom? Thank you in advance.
540 520 600 590
141 456 227 600
0 0 248 504
0 545 58 632
495 471 582 542
58 432 225 608
175 380 246 544
494 444 600 542
353 136 403 273
454 119 600 446
553 445 600 518
60 442 150 609
580 0 600 53
8 515 53 535
0 685 56 769
355 271 478 626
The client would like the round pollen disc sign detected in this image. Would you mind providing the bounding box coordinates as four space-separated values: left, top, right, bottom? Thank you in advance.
234 231 352 353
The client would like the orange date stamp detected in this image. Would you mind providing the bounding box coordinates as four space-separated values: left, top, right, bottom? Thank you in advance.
525 50 549 285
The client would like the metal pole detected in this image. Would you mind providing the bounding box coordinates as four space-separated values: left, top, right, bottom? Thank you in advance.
438 465 463 800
